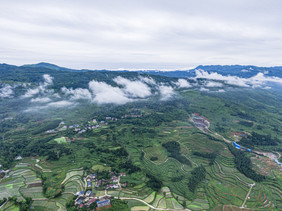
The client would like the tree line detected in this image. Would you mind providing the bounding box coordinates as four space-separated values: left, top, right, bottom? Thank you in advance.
228 144 265 182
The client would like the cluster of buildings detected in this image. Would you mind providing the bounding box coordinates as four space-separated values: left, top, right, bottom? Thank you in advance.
191 113 210 132
74 172 127 209
74 191 111 209
45 110 144 135
45 118 113 135
94 172 127 189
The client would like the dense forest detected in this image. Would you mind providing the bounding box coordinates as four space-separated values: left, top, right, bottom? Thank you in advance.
187 165 206 193
239 132 279 149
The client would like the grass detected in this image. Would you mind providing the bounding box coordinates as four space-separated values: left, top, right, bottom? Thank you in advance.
91 164 110 172
144 144 167 164
53 137 67 144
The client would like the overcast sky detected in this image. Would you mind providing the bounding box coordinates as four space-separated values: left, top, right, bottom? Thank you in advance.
0 0 282 70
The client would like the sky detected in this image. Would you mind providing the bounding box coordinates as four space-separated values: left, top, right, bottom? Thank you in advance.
0 0 282 70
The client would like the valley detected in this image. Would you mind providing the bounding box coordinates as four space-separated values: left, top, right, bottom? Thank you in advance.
0 64 281 210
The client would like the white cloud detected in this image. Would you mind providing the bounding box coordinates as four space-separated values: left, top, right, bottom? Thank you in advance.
217 89 225 92
31 97 52 103
89 80 132 104
158 85 175 100
113 76 152 98
23 87 41 98
23 74 54 98
175 79 191 88
0 85 14 98
195 69 282 88
205 81 223 87
61 87 92 100
43 74 53 85
241 69 249 72
138 76 156 85
47 100 73 107
199 87 209 92
247 72 282 86
25 100 74 112
195 69 249 87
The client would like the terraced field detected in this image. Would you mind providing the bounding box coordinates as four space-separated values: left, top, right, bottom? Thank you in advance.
0 164 45 201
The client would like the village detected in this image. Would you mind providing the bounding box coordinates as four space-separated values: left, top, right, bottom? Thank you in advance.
73 172 127 209
46 110 143 135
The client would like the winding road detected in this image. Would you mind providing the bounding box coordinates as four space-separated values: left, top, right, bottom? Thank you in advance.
116 197 191 211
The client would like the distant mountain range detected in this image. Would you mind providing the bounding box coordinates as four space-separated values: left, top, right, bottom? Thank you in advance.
1 62 282 78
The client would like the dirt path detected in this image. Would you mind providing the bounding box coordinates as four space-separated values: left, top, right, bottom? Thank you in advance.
241 183 255 208
0 200 8 209
117 197 190 211
215 161 252 186
34 164 52 173
277 152 281 159
215 161 255 208
83 177 87 191
212 132 231 143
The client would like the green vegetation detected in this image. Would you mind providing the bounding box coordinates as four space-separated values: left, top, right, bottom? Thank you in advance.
53 137 67 144
228 145 265 182
188 165 206 193
111 199 130 211
162 141 191 166
193 152 217 166
239 132 279 149
0 65 281 210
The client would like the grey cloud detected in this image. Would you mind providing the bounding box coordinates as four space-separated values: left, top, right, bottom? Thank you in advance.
1 0 282 69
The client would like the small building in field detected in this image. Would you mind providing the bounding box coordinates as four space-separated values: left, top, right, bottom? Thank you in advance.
97 199 111 208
